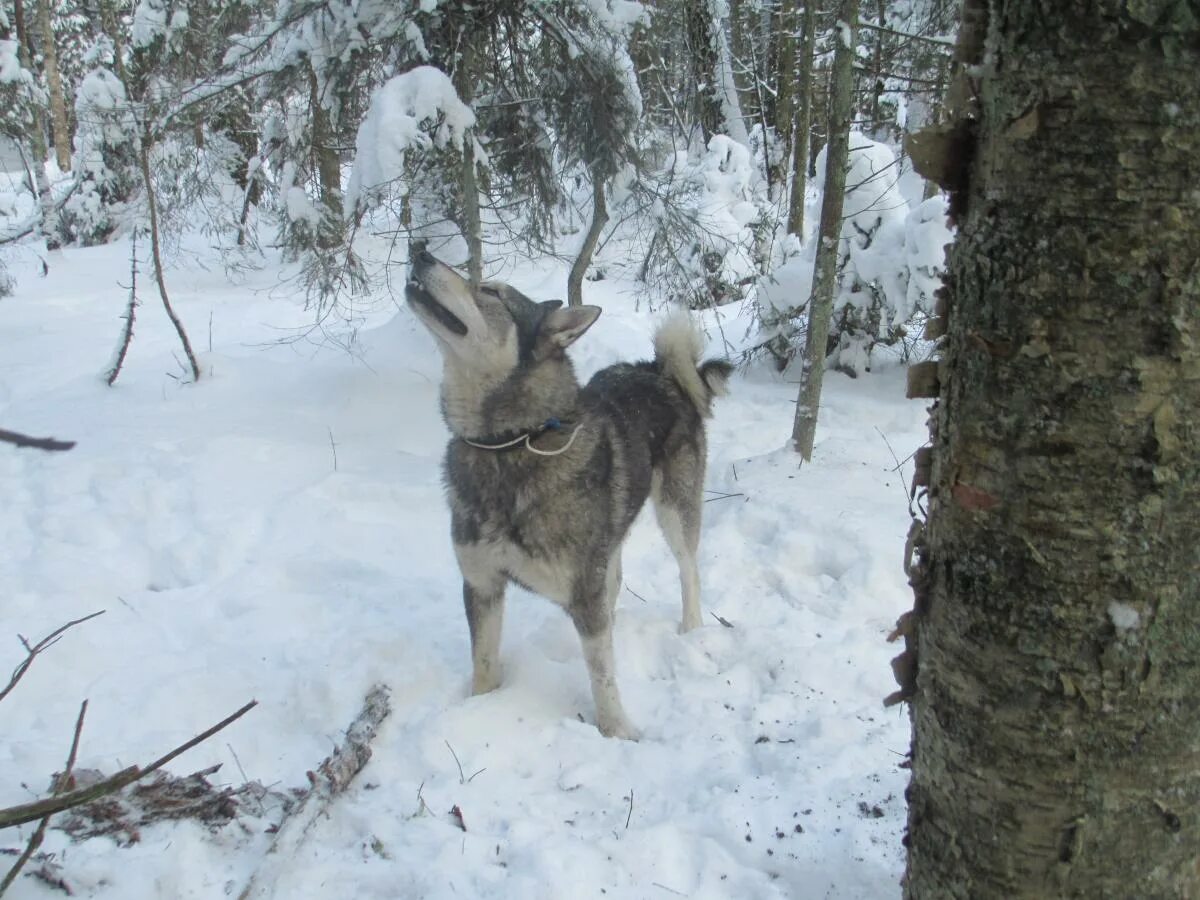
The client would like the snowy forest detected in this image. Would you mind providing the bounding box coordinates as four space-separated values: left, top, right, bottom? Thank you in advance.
3 0 1198 898
0 0 957 372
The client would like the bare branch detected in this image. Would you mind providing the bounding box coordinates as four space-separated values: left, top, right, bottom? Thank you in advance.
0 701 87 896
0 429 76 453
140 700 259 780
445 740 466 785
0 612 105 705
0 176 80 245
858 19 955 48
136 130 201 383
106 233 141 386
60 701 88 786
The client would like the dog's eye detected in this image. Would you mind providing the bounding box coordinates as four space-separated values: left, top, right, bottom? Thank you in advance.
480 285 500 297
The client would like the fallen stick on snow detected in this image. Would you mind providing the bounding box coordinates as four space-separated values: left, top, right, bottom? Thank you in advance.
56 763 256 846
237 684 391 900
0 700 257 830
0 701 87 896
0 429 76 453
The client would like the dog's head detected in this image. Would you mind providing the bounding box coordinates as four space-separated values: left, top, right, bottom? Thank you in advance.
406 250 600 376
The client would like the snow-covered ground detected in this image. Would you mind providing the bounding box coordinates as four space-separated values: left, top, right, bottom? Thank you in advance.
1 238 926 899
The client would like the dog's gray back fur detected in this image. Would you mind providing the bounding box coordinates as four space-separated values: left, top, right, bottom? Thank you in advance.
407 251 731 739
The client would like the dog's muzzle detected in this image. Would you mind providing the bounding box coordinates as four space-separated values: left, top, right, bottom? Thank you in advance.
407 251 468 336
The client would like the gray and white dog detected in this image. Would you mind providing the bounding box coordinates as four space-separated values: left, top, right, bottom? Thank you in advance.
406 250 731 739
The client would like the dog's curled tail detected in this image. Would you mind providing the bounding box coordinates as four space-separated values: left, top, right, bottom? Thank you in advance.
654 313 733 418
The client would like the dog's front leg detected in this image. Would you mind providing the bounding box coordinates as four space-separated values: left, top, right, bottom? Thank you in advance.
464 579 505 695
570 574 638 741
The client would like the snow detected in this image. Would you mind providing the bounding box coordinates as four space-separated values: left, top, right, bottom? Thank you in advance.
582 0 648 36
131 0 168 48
404 21 429 60
905 196 953 313
75 69 128 114
0 236 926 897
1108 602 1141 633
347 66 476 215
650 136 765 303
0 39 29 85
65 69 137 242
836 20 853 49
279 160 322 227
756 133 950 373
757 251 816 317
712 2 750 148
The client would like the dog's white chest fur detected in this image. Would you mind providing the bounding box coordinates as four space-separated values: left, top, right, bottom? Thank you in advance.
455 539 574 606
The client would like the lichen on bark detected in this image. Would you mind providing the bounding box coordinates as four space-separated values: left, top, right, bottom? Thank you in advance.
902 3 1200 898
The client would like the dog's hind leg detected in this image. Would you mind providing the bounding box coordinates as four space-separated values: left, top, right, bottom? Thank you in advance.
571 566 638 740
463 578 506 695
605 553 622 614
652 462 705 633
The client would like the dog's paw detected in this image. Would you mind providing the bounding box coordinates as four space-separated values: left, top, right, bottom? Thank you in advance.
597 716 641 741
471 673 502 695
679 615 702 634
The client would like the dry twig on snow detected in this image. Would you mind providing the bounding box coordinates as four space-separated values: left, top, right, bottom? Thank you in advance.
0 611 106 706
56 764 251 846
0 700 257 831
0 429 76 453
0 701 87 896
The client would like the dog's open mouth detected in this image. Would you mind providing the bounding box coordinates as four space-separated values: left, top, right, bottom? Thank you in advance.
406 281 468 336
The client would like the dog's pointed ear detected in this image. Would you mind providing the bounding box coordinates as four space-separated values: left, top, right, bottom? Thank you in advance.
541 300 564 311
536 305 601 357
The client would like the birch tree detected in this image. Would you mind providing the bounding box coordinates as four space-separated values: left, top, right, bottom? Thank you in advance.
900 1 1200 895
791 0 857 459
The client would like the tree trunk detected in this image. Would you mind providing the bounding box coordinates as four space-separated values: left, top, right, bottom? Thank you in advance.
12 0 60 251
790 0 857 459
685 0 723 143
727 0 752 120
137 128 200 383
918 53 948 201
868 0 885 137
35 0 71 172
709 0 750 146
772 0 798 187
628 15 669 127
452 28 483 286
567 171 607 308
786 1 815 236
308 69 342 249
903 2 1200 897
18 132 61 253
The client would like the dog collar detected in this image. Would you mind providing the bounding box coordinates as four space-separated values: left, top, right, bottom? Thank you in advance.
461 418 583 456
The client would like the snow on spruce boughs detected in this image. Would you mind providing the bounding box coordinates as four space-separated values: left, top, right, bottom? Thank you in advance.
345 66 476 217
63 68 139 246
